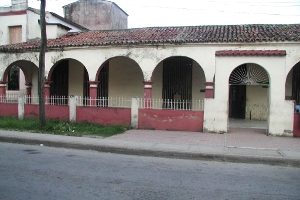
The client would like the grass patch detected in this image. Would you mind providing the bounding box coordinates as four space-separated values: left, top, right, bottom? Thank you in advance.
0 117 127 137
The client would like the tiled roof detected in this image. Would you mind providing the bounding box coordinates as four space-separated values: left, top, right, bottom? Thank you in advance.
1 24 300 52
215 50 287 56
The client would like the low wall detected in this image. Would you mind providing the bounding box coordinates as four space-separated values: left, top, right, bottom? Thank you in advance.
138 109 204 132
24 105 69 121
77 107 131 126
0 103 18 117
294 113 300 137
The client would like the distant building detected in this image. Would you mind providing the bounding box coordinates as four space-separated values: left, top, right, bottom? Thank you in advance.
63 0 128 30
0 0 87 96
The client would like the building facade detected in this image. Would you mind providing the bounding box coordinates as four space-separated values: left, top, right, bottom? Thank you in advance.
63 0 128 30
0 0 87 97
0 25 299 136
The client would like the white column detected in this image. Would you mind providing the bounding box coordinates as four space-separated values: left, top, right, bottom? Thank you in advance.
18 96 24 120
69 96 77 123
131 97 139 129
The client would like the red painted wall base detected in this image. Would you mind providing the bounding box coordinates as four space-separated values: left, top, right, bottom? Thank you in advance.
77 107 131 126
294 113 300 137
138 109 204 132
25 105 69 121
0 103 18 117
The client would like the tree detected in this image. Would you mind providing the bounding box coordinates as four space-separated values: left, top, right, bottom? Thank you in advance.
38 0 47 127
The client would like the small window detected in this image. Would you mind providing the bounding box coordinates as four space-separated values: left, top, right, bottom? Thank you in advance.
9 25 22 44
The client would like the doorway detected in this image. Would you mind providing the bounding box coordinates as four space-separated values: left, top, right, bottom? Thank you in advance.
228 64 269 131
229 85 246 119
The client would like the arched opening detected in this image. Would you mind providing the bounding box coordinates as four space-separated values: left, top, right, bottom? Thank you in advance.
152 56 206 110
229 63 269 130
49 59 89 98
286 61 300 110
96 56 144 105
2 60 38 98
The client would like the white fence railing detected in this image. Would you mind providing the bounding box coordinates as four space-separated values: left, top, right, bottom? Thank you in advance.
138 98 204 111
0 94 19 104
76 96 132 108
0 95 204 111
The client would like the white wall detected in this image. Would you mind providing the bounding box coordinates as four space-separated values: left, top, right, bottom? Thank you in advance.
27 10 41 40
245 85 269 120
0 14 27 45
108 57 144 99
68 59 84 97
2 41 300 135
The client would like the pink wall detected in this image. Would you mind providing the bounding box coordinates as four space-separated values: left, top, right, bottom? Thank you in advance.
138 109 204 132
294 113 300 137
0 103 18 117
25 105 69 121
77 107 131 126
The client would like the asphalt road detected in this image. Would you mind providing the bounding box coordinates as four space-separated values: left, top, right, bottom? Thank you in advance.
0 142 300 200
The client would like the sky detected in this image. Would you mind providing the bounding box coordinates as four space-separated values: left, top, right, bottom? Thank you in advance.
1 0 300 28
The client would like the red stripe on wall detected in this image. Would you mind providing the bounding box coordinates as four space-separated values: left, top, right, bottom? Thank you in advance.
0 10 27 16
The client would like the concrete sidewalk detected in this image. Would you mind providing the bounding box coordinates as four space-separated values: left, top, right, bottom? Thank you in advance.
0 128 300 167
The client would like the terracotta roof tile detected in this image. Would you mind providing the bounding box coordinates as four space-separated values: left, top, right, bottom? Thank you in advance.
1 24 300 52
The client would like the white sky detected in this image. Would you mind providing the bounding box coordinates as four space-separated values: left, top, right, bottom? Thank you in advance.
1 0 300 28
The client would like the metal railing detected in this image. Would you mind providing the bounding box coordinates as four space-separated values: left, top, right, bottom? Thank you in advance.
139 98 204 111
0 95 205 111
76 96 132 108
0 94 19 104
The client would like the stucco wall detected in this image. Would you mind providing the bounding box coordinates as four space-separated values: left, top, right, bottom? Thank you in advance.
63 0 127 30
108 57 144 100
27 10 40 40
0 14 27 45
245 85 269 120
68 59 84 97
2 41 300 135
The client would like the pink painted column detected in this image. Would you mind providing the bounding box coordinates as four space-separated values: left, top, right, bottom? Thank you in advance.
143 81 152 108
44 81 51 104
89 81 99 106
205 82 214 98
0 81 6 97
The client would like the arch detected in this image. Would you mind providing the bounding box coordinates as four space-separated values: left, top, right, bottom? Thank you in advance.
151 56 206 110
48 58 89 97
228 63 270 129
95 56 144 99
151 56 207 82
285 61 300 104
95 56 144 82
2 60 39 97
229 63 270 86
2 60 38 84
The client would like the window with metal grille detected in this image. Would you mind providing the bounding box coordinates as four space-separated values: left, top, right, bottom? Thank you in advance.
97 61 109 107
162 57 192 109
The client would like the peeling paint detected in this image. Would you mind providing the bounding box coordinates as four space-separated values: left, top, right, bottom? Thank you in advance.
50 51 65 65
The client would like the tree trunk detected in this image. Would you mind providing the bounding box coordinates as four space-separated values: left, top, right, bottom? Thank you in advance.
38 0 47 127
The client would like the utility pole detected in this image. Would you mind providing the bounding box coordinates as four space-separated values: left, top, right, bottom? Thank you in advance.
38 0 47 127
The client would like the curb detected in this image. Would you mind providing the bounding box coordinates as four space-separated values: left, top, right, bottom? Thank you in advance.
1 136 300 168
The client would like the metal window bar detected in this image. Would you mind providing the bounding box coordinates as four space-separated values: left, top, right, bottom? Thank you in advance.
77 96 131 108
139 98 204 111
